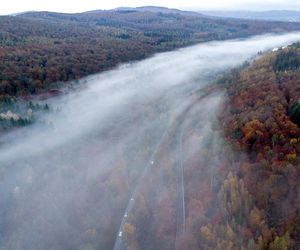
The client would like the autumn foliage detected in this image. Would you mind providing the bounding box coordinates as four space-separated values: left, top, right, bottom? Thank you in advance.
218 46 300 249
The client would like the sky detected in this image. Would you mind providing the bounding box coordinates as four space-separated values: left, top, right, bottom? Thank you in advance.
1 0 300 15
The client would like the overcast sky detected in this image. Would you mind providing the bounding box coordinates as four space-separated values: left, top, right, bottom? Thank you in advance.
1 0 300 15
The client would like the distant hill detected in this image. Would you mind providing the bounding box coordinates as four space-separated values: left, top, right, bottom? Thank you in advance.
2 7 300 96
112 6 202 16
201 10 300 22
9 11 36 17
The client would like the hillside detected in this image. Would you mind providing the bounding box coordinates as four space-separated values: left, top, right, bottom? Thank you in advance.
2 7 300 97
215 44 300 249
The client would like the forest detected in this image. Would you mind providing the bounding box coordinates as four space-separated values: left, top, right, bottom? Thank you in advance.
2 8 300 97
204 43 300 250
199 44 300 249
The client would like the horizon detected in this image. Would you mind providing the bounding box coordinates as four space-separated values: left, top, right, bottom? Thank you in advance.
3 6 300 16
1 0 300 15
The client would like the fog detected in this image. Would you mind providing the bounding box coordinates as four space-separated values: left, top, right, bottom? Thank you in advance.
1 33 300 250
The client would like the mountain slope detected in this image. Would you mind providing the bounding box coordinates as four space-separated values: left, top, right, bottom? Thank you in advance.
214 44 300 249
2 7 300 97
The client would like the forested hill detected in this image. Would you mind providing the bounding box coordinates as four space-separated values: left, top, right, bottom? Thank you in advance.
2 7 300 97
212 44 300 249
